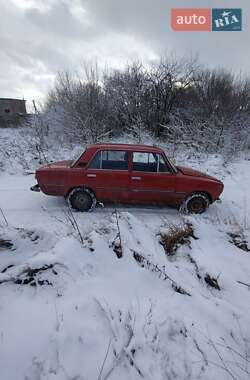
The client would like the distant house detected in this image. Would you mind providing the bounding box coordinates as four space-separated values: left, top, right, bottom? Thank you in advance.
0 98 27 127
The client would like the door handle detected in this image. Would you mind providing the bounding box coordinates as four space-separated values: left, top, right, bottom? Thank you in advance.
131 176 141 180
87 174 96 178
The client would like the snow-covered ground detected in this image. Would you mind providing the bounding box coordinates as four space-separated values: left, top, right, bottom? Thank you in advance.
0 128 250 380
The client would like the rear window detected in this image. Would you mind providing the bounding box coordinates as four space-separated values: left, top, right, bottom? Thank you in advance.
89 150 129 170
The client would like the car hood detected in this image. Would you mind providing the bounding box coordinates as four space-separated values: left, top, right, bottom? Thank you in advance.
177 166 220 182
41 160 72 169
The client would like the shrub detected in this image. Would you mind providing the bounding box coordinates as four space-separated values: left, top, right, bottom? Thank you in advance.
160 222 197 256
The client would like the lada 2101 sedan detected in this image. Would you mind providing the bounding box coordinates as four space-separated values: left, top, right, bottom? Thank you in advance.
31 143 224 213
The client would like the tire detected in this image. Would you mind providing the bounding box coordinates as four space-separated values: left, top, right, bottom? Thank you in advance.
67 188 96 212
182 193 210 214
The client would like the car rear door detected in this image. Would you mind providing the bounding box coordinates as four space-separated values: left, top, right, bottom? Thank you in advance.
84 149 131 202
129 151 177 205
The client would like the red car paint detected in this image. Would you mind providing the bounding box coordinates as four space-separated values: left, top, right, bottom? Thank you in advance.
34 144 224 207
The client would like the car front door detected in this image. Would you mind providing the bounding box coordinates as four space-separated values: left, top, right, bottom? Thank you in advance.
84 149 131 203
129 152 177 205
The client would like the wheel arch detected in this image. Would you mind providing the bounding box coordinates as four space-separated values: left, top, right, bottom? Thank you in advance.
185 190 212 204
65 186 96 199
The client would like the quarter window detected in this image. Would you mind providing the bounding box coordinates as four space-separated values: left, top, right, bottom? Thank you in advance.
89 150 129 170
133 152 169 173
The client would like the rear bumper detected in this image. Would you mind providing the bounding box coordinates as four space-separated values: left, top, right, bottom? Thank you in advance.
30 184 40 192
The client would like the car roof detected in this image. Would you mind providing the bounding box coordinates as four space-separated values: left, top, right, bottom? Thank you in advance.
86 143 163 153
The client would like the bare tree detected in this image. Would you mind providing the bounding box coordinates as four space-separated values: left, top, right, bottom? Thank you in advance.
43 56 250 159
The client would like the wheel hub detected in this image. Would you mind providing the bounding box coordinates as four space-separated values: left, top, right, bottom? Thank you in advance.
77 195 88 206
191 200 203 212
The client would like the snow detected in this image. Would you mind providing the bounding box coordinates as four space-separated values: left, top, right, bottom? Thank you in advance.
0 128 250 379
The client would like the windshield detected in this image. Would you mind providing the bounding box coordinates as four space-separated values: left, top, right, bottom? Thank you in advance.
70 150 85 167
165 155 178 173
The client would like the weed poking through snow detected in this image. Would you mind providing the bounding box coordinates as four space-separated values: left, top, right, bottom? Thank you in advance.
228 232 250 253
160 222 198 256
204 274 221 290
0 238 13 250
0 263 63 287
111 209 123 258
132 250 191 296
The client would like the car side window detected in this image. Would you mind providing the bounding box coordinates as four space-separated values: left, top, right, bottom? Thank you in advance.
88 151 101 169
133 152 157 172
88 150 129 170
133 152 170 173
158 155 169 172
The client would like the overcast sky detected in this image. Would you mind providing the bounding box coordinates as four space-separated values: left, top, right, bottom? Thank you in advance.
0 0 248 105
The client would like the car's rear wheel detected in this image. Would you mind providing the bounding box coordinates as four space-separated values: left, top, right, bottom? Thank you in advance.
67 188 96 212
182 193 210 214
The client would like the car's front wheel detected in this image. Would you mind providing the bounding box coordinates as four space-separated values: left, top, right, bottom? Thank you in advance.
182 193 210 214
67 188 96 212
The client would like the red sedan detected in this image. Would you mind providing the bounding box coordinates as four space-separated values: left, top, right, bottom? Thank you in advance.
31 143 224 213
